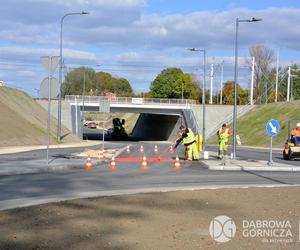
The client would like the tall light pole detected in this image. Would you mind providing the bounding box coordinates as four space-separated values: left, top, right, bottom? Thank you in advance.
233 17 262 159
275 50 279 103
287 65 291 102
220 61 224 104
250 56 255 105
188 48 207 153
209 63 214 104
57 11 89 142
181 83 184 100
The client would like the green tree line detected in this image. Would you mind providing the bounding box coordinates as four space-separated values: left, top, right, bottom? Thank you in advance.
62 67 134 97
62 46 300 104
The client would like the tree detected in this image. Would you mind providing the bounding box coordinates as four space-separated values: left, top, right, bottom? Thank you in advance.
62 67 134 97
95 71 113 95
222 81 249 105
246 45 275 104
278 64 300 101
150 67 201 100
290 64 300 101
62 67 96 96
150 68 181 98
111 78 133 96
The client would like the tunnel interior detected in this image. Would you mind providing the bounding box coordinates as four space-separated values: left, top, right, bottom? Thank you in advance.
131 113 181 141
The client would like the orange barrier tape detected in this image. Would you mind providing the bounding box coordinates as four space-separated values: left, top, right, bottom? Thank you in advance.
114 157 185 163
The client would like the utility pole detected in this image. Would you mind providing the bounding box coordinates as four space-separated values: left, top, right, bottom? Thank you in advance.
287 65 291 102
209 63 214 104
220 61 224 104
275 50 279 103
82 69 86 137
250 56 255 105
265 78 268 104
291 76 294 101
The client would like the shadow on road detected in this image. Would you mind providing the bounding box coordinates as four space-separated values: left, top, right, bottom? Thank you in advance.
242 170 291 185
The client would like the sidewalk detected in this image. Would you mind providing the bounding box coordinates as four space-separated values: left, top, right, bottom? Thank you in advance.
0 146 126 176
208 143 282 151
0 141 102 155
203 151 300 172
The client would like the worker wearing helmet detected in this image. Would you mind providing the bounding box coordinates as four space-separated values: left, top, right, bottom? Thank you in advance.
217 123 233 159
291 123 300 146
174 125 199 161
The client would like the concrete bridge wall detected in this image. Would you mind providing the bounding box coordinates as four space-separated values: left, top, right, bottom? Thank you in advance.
37 100 253 141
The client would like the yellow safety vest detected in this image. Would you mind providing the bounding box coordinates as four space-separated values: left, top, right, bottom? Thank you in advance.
218 128 230 142
183 128 196 145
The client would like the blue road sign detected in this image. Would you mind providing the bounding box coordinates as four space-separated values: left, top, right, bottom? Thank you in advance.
266 119 280 137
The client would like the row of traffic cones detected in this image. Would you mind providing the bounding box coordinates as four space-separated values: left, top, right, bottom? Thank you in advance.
109 155 181 171
125 145 173 154
85 145 177 171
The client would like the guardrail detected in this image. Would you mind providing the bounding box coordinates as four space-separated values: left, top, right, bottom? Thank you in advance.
206 103 255 138
64 95 196 106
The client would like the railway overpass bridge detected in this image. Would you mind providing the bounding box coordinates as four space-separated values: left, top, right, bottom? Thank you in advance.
37 95 254 140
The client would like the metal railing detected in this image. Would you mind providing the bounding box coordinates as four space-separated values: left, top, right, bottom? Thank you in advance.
64 95 196 106
206 103 255 139
183 109 199 134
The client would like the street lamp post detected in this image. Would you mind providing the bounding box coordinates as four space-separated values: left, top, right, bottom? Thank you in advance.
57 11 89 142
232 17 262 159
188 48 207 153
181 82 184 100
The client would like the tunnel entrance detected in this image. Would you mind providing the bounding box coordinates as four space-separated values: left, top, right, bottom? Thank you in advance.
82 112 181 142
131 113 181 141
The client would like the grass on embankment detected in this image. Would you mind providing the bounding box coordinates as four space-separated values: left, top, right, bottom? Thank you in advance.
208 100 300 148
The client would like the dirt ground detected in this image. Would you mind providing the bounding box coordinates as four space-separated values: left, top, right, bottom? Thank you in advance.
0 186 299 250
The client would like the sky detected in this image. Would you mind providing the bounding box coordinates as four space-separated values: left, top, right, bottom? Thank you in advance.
1 0 300 97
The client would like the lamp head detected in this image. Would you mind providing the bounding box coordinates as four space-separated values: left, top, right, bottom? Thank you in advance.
81 11 90 15
251 17 262 22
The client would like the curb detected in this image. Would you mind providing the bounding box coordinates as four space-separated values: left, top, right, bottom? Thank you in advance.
202 162 300 172
207 166 300 172
0 146 127 177
2 183 300 211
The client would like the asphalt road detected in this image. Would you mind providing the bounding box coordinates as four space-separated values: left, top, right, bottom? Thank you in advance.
1 142 300 210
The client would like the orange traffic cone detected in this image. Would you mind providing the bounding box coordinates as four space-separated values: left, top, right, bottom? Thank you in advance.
84 155 93 170
126 145 131 153
110 157 117 170
97 149 105 160
140 155 148 170
140 145 144 154
153 145 158 154
169 145 174 153
173 155 181 170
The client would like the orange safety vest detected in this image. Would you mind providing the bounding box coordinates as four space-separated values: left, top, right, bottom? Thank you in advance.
218 128 232 142
291 129 300 137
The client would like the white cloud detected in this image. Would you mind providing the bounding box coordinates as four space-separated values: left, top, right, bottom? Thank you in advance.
2 2 300 51
1 2 300 95
0 47 97 62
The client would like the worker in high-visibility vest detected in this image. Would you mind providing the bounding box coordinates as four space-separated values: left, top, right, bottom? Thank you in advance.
217 123 233 159
291 123 300 146
174 125 199 161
